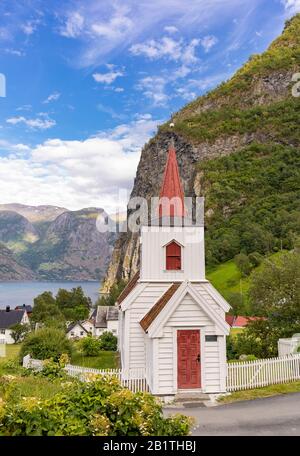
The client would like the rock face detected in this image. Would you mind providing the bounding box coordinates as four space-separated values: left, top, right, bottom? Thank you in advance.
102 14 300 292
0 206 116 281
0 211 39 245
30 208 116 281
0 244 36 280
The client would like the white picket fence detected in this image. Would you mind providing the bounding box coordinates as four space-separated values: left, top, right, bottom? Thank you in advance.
23 355 148 393
278 336 300 357
227 354 300 392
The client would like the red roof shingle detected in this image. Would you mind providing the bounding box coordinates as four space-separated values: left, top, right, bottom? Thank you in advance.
117 271 140 307
140 283 181 332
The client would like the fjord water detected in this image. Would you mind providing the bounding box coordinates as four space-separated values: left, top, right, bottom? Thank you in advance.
0 281 101 309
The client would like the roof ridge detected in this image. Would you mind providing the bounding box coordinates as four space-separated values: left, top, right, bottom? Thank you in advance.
140 283 181 332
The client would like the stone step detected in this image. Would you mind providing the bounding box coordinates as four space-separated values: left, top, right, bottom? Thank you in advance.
174 393 210 402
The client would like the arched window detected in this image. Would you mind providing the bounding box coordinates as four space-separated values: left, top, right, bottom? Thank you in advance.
166 241 182 270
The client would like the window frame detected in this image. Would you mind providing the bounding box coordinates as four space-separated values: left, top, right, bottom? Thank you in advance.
165 240 182 271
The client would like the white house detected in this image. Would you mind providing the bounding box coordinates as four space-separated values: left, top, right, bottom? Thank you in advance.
92 306 119 337
66 307 119 340
117 143 231 397
66 321 91 340
0 306 29 344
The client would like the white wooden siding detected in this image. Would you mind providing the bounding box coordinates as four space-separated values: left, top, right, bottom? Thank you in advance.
141 226 205 282
156 292 223 394
193 283 225 319
127 283 171 370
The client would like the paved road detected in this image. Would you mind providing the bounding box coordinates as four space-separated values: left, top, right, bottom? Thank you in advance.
166 393 300 436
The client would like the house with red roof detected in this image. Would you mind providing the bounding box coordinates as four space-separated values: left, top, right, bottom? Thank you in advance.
117 142 231 397
226 315 264 329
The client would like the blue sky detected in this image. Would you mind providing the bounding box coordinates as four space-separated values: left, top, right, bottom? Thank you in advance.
0 0 299 213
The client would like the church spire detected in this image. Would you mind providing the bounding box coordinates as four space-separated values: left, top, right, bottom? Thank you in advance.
158 141 186 218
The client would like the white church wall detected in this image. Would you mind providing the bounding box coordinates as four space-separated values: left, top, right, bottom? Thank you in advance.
127 283 171 370
141 226 205 282
154 292 223 395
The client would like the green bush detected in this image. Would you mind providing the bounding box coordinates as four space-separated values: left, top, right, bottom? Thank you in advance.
99 331 118 351
0 376 193 436
20 327 73 362
36 355 70 380
80 336 101 357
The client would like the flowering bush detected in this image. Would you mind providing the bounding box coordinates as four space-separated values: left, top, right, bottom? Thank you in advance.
99 331 118 351
0 376 193 436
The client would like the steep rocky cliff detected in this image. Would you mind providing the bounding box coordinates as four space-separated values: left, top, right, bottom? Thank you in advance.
0 243 36 280
0 206 116 281
102 14 300 292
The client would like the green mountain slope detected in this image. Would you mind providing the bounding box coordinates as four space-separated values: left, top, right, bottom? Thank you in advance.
103 14 300 293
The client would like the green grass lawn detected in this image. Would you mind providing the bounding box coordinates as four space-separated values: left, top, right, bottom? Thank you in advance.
0 344 21 361
219 381 300 404
71 350 119 369
207 260 249 304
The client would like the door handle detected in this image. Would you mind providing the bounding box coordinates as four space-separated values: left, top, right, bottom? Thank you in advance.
197 354 201 363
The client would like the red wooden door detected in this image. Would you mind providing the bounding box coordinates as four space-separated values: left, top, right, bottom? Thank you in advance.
177 330 201 389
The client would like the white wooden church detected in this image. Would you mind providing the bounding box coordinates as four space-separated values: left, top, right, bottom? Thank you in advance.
117 143 230 397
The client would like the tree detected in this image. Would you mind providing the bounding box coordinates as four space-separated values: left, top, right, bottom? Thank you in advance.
237 251 300 357
99 331 117 351
80 336 101 357
20 327 73 361
96 280 127 307
31 292 65 327
56 287 91 321
9 323 30 343
234 253 252 277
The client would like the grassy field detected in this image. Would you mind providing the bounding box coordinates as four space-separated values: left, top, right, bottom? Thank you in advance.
0 342 118 369
219 382 300 404
0 344 21 361
71 351 119 369
0 343 118 402
207 260 250 310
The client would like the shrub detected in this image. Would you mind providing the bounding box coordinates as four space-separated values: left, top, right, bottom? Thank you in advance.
99 331 117 351
80 336 101 357
0 376 193 436
37 355 70 380
9 323 30 343
19 327 73 362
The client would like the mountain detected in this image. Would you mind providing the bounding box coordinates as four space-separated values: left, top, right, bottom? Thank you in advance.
0 205 116 281
0 243 36 280
0 204 67 223
102 14 300 292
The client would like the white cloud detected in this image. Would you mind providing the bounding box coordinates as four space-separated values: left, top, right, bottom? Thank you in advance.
0 139 30 153
115 87 124 92
59 12 84 38
43 91 61 104
130 36 200 64
57 0 256 67
93 70 123 84
16 105 32 111
91 12 133 40
164 25 178 34
4 48 25 57
200 35 218 53
281 0 300 13
0 116 158 212
137 76 169 106
21 22 36 35
6 116 56 130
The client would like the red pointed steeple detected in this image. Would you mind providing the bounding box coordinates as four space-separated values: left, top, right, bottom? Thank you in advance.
158 142 186 218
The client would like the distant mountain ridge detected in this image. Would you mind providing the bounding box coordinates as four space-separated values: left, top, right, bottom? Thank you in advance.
0 204 116 281
0 204 67 223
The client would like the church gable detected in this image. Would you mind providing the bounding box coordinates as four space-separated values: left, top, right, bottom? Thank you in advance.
166 291 213 328
145 282 230 337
